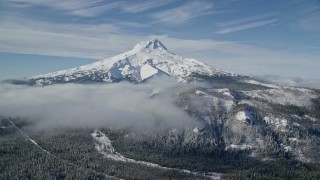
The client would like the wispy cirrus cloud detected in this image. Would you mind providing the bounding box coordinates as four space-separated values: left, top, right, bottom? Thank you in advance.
4 0 124 17
4 0 176 17
217 12 277 27
3 0 214 24
290 0 320 32
122 0 174 13
216 19 278 34
1 16 318 79
216 13 279 34
152 1 214 24
0 17 139 58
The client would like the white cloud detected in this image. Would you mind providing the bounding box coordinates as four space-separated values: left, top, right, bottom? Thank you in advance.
0 17 143 58
152 1 214 24
156 36 319 78
0 16 318 79
290 1 320 32
217 12 277 27
254 75 320 89
216 13 279 34
216 19 278 34
0 80 198 131
4 0 175 17
116 21 150 28
4 0 124 17
122 0 174 13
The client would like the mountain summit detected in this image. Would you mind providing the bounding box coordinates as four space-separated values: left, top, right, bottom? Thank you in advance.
134 38 168 52
30 39 231 85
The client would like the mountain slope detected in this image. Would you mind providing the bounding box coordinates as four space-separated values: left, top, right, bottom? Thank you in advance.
29 38 232 85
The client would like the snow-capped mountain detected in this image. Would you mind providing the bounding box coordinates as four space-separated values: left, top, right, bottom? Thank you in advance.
20 38 320 166
30 38 232 85
3 39 320 179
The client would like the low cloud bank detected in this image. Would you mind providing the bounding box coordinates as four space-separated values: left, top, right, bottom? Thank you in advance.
254 75 320 90
0 79 200 132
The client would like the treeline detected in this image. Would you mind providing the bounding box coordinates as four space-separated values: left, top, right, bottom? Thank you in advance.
0 124 109 179
0 119 201 179
1 117 320 179
105 128 320 179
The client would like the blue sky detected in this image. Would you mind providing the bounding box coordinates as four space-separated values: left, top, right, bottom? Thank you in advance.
0 0 319 79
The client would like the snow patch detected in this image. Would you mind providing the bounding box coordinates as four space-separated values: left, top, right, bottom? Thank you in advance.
289 138 298 142
236 110 254 123
212 88 233 98
293 122 300 127
193 127 199 133
140 63 159 81
263 116 289 132
195 90 207 96
280 143 292 152
304 115 317 122
244 79 280 89
92 130 167 168
227 144 253 150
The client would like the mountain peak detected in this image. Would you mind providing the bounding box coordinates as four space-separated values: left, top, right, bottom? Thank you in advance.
30 38 232 85
134 38 168 52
